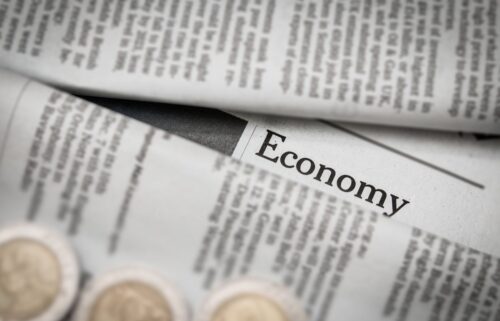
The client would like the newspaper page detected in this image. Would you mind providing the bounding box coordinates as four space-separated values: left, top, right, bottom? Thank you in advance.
85 95 500 257
1 69 500 321
0 0 499 134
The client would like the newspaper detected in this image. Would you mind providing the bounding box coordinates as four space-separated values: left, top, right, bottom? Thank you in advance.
0 0 499 134
85 95 500 257
1 69 500 320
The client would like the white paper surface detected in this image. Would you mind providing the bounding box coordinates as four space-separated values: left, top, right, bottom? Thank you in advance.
1 69 500 320
85 98 500 257
0 0 499 133
228 113 500 257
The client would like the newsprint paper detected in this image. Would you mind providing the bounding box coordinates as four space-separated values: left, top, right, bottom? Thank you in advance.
0 0 499 133
1 69 500 320
87 96 500 258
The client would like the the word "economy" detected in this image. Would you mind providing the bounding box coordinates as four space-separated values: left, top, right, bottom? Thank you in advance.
255 130 410 217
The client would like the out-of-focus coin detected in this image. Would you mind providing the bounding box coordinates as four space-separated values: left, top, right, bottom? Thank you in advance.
0 223 80 321
73 268 189 321
90 281 172 321
212 293 287 321
197 278 306 321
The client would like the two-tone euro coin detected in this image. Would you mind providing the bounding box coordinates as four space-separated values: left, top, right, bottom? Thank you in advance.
72 267 189 321
197 278 307 321
0 223 80 321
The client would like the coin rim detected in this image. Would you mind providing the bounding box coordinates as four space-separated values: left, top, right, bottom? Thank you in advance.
196 277 307 321
0 223 80 321
72 267 190 321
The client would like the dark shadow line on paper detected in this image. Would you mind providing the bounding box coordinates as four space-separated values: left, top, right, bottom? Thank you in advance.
319 121 485 190
0 80 31 171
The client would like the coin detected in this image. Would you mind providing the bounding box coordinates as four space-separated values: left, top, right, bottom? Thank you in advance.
89 281 172 321
73 268 189 321
212 294 287 321
0 239 62 321
197 278 306 321
0 223 80 321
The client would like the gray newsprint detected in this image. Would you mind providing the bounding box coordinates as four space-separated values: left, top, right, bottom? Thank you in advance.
0 0 499 133
1 69 499 320
86 95 500 257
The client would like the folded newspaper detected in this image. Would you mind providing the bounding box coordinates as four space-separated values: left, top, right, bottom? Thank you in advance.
86 95 500 257
1 69 499 320
0 0 499 133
